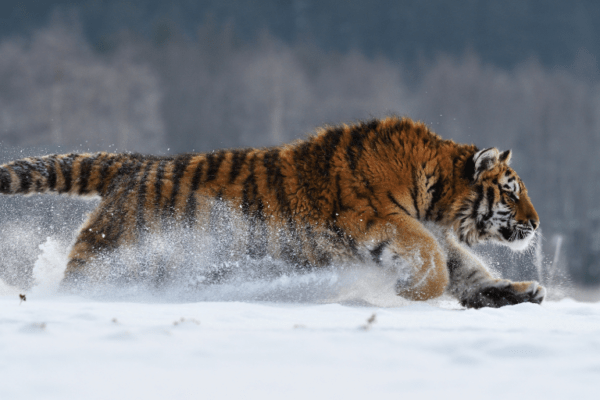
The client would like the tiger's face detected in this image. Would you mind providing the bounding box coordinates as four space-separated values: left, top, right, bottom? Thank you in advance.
455 148 539 250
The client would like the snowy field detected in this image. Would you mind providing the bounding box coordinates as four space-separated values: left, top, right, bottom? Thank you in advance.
1 241 600 400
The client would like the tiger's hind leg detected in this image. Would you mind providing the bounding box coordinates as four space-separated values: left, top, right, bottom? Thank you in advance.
60 188 141 290
60 218 113 289
365 215 450 301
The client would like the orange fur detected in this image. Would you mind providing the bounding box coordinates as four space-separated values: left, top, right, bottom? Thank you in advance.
0 117 544 306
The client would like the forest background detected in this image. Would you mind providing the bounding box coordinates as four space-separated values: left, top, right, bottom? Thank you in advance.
0 0 598 289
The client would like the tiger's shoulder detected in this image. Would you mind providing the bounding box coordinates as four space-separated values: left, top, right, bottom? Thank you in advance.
276 116 476 224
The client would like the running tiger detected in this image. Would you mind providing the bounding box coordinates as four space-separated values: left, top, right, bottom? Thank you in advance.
0 117 545 308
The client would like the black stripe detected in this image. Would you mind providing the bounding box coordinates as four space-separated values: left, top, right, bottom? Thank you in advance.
153 159 168 213
457 202 471 214
47 157 57 190
167 155 193 216
20 162 34 193
60 157 72 193
68 258 86 267
370 241 389 264
87 196 123 250
105 157 137 195
247 200 268 259
367 196 379 217
204 150 226 182
462 152 476 182
12 161 32 193
483 186 495 222
98 155 114 195
294 142 312 167
425 177 444 220
319 127 343 177
345 128 365 171
466 270 479 281
100 154 130 195
436 210 444 221
241 156 257 216
293 142 312 192
263 149 291 214
184 160 204 225
304 224 331 267
294 142 322 219
229 149 250 183
190 160 204 192
77 156 96 195
471 184 484 221
335 174 344 212
365 119 380 131
348 234 359 257
331 174 348 220
136 161 155 231
79 191 122 247
58 154 77 194
387 191 412 216
326 223 359 258
279 218 301 265
101 160 144 247
263 149 278 186
0 167 11 193
365 219 376 231
447 257 461 275
207 197 234 265
241 155 268 258
410 173 421 220
263 149 279 188
500 226 512 240
35 176 43 192
330 223 344 241
107 181 139 246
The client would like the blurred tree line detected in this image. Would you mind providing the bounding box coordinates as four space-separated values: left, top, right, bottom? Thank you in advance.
0 7 599 287
2 0 600 70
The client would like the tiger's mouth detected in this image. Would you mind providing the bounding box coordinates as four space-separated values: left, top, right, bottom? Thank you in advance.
498 223 536 251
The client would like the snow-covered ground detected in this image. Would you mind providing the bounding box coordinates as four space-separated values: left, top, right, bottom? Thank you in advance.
1 241 600 400
2 295 600 400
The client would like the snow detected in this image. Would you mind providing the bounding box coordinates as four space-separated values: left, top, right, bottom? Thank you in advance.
2 296 600 400
1 241 600 399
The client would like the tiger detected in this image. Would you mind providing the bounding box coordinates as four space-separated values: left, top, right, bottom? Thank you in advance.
0 116 545 308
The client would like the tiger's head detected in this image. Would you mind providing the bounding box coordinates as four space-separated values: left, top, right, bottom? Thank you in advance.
454 148 539 251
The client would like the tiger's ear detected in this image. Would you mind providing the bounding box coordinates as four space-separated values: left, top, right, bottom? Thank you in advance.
472 147 499 180
499 149 512 165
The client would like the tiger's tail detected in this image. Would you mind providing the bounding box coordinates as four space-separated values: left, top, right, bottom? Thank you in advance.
0 152 135 198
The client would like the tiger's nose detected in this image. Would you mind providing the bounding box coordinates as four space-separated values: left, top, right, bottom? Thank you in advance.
529 219 539 230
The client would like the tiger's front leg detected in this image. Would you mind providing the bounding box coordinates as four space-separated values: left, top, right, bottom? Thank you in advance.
442 231 546 308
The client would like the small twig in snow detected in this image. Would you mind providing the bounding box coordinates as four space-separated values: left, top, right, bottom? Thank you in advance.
173 317 200 326
360 313 377 330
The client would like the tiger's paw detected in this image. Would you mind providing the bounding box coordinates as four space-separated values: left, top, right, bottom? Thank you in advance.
461 281 546 309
